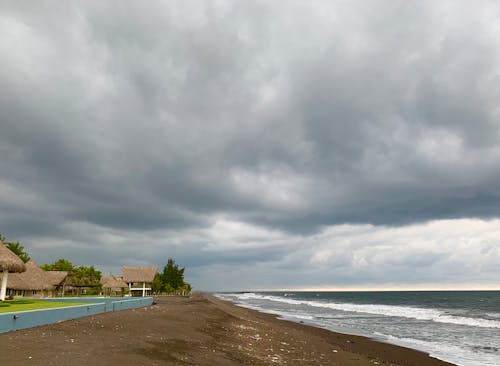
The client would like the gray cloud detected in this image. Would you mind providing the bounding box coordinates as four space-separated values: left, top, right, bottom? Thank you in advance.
1 0 500 289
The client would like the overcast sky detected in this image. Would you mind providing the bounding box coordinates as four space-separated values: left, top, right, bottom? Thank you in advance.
1 0 500 291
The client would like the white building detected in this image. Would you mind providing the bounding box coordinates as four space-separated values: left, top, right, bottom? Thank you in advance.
121 265 158 297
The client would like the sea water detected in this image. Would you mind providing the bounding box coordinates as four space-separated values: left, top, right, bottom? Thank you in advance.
216 291 500 366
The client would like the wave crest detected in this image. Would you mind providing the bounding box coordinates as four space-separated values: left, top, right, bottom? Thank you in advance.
223 293 500 329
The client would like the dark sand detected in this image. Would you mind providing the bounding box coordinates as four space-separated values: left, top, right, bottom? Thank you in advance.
0 294 456 365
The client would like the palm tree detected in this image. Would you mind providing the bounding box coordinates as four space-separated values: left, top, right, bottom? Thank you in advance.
3 241 30 263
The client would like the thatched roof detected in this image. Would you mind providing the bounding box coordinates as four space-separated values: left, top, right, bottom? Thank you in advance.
121 266 157 283
2 273 30 289
3 261 52 291
45 271 69 286
101 275 127 289
0 241 26 273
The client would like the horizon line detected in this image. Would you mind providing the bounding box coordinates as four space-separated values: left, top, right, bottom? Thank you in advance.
214 284 500 292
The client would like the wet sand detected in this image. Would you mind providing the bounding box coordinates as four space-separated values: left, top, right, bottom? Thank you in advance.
0 293 456 365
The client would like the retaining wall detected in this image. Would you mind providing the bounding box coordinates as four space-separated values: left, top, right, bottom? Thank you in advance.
0 297 154 333
42 297 153 312
109 298 153 311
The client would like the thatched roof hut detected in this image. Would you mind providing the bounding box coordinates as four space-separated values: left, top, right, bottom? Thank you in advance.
45 271 69 287
6 261 52 291
101 275 128 291
121 266 157 297
2 273 30 290
121 266 157 283
0 241 26 300
101 276 128 295
0 241 26 273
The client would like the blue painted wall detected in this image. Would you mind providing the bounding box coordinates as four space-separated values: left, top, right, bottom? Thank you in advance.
0 303 105 333
0 297 154 333
110 298 153 311
42 297 153 312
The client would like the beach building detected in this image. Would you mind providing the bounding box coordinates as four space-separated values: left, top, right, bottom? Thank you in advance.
121 266 157 297
101 275 128 297
0 242 26 301
0 261 69 298
62 277 101 296
3 260 52 298
2 272 40 297
45 271 69 297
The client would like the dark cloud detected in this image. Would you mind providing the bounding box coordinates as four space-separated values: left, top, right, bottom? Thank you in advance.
1 0 500 289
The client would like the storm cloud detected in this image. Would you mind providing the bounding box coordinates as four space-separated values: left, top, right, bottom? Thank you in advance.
1 0 500 290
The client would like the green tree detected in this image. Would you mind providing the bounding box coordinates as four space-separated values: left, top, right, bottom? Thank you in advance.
178 283 192 296
161 258 185 292
70 266 101 287
41 258 74 271
152 273 163 294
164 283 174 294
41 259 101 294
1 235 30 263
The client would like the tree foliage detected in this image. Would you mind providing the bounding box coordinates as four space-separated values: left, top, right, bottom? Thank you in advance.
161 258 185 290
42 258 101 288
41 258 74 271
155 258 191 294
70 266 101 287
1 234 30 263
152 273 163 293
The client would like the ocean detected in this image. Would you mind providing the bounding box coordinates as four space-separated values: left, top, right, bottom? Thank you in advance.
216 291 500 366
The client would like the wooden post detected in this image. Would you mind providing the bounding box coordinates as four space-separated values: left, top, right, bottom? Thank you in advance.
142 282 146 297
0 269 8 301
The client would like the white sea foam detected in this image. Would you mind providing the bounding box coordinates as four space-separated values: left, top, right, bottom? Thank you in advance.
225 293 500 329
216 292 500 366
219 294 316 321
378 333 500 366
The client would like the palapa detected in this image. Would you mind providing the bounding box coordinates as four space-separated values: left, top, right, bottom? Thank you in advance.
121 266 158 297
1 273 30 290
101 275 128 289
5 261 53 291
0 241 27 300
0 241 26 273
45 271 69 287
121 266 157 283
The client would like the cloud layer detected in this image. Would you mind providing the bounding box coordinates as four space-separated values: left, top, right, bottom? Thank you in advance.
1 1 500 290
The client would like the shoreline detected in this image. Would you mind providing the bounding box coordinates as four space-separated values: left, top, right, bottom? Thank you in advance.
208 294 456 366
213 294 452 363
0 293 456 365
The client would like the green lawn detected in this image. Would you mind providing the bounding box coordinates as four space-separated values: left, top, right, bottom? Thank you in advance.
0 299 89 313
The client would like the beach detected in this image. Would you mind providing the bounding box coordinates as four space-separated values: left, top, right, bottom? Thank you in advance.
0 293 455 366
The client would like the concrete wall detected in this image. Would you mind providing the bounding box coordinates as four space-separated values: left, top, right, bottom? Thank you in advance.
0 303 105 333
0 297 154 333
110 297 153 311
42 297 154 312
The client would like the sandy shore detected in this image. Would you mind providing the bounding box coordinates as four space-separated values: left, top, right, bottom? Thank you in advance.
0 293 456 365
